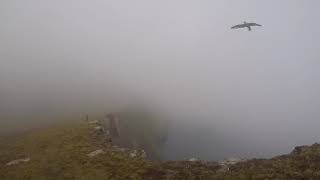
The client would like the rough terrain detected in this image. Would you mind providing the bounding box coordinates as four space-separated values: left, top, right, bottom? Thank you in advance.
1 121 320 180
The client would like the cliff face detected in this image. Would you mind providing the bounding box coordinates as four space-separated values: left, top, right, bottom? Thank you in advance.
216 143 320 179
1 121 320 180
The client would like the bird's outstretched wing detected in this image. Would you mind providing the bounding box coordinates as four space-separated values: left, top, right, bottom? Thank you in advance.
231 22 262 30
231 24 243 29
251 23 262 27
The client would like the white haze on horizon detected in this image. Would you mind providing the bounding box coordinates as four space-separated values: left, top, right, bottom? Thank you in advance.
1 0 320 159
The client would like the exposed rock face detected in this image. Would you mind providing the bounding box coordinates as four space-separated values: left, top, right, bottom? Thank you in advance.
291 145 309 155
105 113 120 138
88 120 99 124
130 150 138 158
6 158 30 166
94 126 103 131
188 158 199 162
2 121 320 179
218 157 246 166
216 157 247 173
87 149 105 158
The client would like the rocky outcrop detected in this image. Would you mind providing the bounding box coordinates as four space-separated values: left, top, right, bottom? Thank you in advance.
6 158 30 166
87 149 105 158
2 121 320 180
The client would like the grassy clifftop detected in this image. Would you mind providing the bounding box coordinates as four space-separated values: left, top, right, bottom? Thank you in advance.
217 143 320 179
0 122 152 180
1 121 320 180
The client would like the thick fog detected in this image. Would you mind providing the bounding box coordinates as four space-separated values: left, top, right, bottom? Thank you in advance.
1 0 320 160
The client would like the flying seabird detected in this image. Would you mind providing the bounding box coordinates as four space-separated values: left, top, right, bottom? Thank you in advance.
231 21 262 31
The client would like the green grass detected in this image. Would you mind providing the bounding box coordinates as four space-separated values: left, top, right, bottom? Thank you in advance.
1 121 320 180
213 144 320 180
0 122 151 180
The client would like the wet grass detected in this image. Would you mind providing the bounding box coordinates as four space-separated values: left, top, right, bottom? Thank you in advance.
0 122 151 180
1 121 320 179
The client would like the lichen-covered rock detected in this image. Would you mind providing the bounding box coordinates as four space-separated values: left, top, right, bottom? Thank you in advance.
2 121 320 180
88 120 99 124
6 158 30 166
218 157 246 166
87 149 105 157
188 158 199 162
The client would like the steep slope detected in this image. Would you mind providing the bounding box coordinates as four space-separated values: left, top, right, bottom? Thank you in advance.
1 121 320 180
215 144 320 179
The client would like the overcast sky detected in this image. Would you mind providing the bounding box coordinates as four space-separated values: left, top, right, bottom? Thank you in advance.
1 0 320 158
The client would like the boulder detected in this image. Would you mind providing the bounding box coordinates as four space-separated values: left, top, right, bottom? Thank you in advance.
188 158 200 162
87 149 105 158
88 120 99 124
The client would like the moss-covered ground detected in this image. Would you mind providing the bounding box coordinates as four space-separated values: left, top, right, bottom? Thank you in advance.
1 121 320 180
